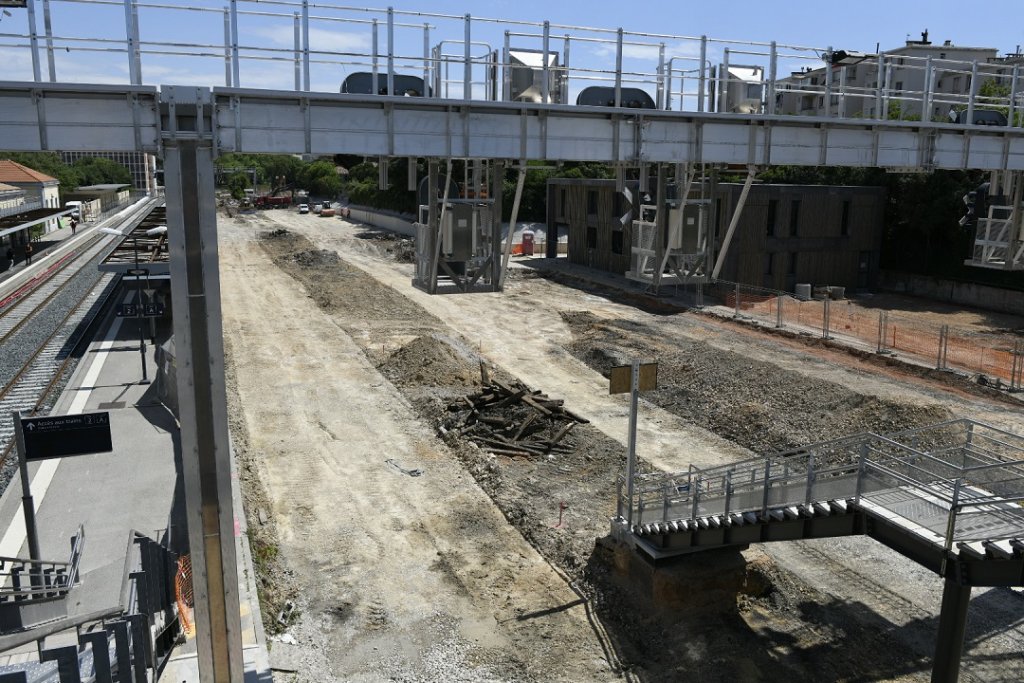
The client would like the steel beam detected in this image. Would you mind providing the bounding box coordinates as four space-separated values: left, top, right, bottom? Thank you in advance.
932 578 971 683
163 89 244 682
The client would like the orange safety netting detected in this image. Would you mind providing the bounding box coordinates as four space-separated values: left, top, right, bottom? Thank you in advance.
175 555 194 637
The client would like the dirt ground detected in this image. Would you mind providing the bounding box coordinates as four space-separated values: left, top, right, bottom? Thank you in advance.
218 209 1024 682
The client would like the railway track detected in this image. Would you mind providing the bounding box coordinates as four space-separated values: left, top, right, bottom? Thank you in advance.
0 198 164 480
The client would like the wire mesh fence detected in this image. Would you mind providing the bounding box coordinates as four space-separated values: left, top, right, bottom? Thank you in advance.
704 279 1024 390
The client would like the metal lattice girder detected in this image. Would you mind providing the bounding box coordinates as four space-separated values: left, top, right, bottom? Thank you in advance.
2 82 1024 171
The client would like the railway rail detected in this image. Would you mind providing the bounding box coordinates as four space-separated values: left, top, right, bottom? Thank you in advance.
0 197 164 481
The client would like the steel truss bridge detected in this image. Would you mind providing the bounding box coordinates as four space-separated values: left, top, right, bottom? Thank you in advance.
0 3 1023 681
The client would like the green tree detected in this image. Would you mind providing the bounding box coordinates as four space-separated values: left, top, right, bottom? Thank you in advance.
226 172 251 200
299 159 342 198
71 157 132 186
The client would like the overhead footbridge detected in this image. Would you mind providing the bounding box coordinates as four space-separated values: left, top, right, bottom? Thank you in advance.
614 418 1024 683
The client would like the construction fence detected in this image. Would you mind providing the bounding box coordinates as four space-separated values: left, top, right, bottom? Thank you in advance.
701 280 1024 391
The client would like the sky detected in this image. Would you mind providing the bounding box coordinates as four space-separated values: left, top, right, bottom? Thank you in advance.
0 0 1021 97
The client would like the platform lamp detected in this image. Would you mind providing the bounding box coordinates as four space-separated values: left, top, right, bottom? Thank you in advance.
99 225 166 384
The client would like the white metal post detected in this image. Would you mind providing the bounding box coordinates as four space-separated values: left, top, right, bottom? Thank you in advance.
371 19 379 94
614 29 623 107
698 35 707 113
767 41 777 116
301 0 310 91
230 0 239 87
42 0 55 82
1009 65 1019 128
624 360 640 526
422 23 430 96
121 0 137 85
387 6 395 96
562 35 571 104
656 43 665 110
293 13 301 91
130 0 142 84
838 65 847 118
541 21 550 104
824 46 833 118
26 0 41 82
966 60 978 125
720 47 730 113
923 56 933 120
463 14 472 100
223 9 233 87
164 116 244 682
875 53 884 118
501 31 510 101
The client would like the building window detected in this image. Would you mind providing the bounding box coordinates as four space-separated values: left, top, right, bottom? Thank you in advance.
766 199 778 237
939 53 946 60
612 230 624 255
952 76 961 91
841 201 851 236
894 81 903 93
587 190 597 215
586 226 597 249
788 252 797 275
789 200 800 236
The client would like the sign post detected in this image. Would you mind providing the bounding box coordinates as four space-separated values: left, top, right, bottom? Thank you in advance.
609 361 658 527
11 410 112 584
12 412 42 586
127 265 150 384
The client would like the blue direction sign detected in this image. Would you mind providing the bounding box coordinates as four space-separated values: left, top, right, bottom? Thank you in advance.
20 412 113 460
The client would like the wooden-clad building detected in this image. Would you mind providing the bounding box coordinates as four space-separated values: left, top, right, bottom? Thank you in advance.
547 177 885 292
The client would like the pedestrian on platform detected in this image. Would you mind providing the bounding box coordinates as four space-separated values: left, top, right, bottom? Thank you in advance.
24 241 33 265
4 245 13 270
70 218 78 236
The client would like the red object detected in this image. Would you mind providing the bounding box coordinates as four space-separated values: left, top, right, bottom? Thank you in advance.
521 231 535 256
254 195 292 209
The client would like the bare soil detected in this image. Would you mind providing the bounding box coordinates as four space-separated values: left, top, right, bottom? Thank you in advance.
219 209 1024 683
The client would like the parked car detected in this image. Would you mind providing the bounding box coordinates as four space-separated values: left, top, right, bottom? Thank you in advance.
298 203 309 214
313 203 322 214
949 109 1007 126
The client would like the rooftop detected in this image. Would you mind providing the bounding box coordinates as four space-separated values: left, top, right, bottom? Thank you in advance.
0 160 58 185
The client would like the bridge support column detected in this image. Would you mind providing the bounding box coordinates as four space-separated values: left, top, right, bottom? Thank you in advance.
932 578 971 683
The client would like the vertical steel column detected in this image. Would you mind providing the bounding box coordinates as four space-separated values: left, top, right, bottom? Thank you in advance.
422 23 430 96
875 53 884 118
463 14 472 100
501 31 510 101
130 0 142 84
164 112 244 682
27 0 41 82
720 48 730 113
614 29 623 108
301 0 310 91
932 578 971 683
562 36 571 104
838 65 848 118
121 0 137 84
966 60 978 125
824 46 833 118
386 6 395 97
882 62 893 119
229 0 239 88
733 281 740 317
822 297 831 339
1008 65 1019 128
775 294 783 328
224 9 233 87
665 61 674 111
541 21 550 104
923 57 933 121
767 41 777 116
656 43 665 110
490 159 504 287
42 0 55 82
293 13 301 91
937 325 949 370
698 36 707 113
371 19 379 94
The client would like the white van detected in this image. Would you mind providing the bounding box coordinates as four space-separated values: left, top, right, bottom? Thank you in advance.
64 201 83 220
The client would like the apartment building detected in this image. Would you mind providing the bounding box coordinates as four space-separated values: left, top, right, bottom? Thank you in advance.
777 32 1023 122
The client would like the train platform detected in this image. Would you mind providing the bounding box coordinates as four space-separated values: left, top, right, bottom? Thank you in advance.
0 270 271 679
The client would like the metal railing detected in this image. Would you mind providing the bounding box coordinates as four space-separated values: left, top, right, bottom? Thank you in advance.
620 419 1024 551
0 524 83 603
0 1 1020 127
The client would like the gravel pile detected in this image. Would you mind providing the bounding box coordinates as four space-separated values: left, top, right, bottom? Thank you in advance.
379 334 479 387
561 311 953 455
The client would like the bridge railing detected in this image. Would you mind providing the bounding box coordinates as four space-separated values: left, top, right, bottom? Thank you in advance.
623 420 1024 548
1 1 1020 128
